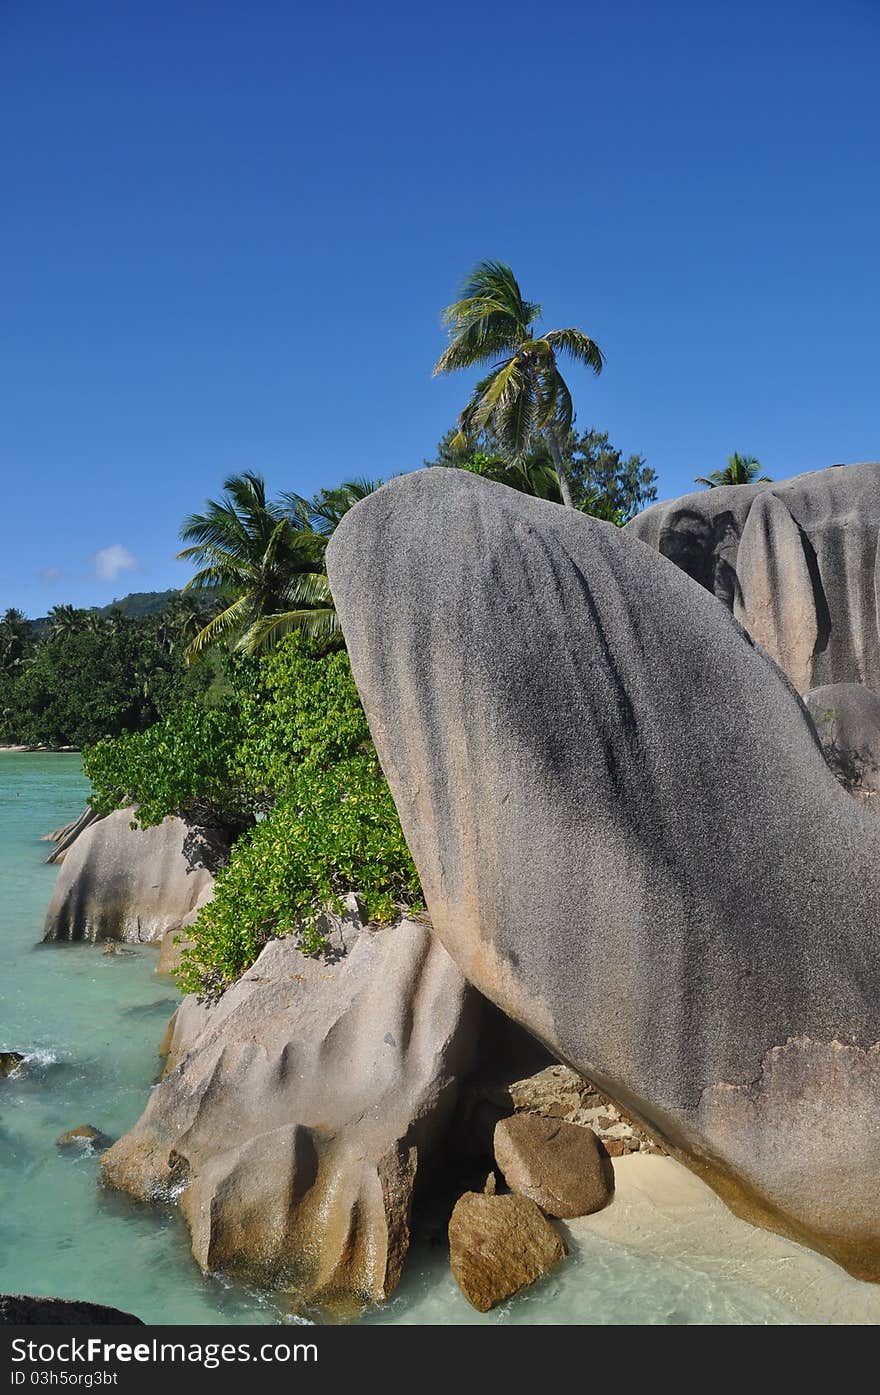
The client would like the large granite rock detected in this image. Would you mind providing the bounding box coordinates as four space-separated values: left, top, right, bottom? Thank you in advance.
327 467 880 1280
102 919 480 1309
43 809 225 944
625 462 880 694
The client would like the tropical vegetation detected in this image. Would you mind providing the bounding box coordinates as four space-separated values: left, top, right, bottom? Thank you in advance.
695 453 771 488
84 635 422 997
433 260 605 508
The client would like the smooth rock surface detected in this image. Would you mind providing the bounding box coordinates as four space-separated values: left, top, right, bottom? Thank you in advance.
494 1114 611 1218
448 1190 565 1311
327 467 880 1280
625 462 880 694
0 1295 142 1325
43 809 226 944
102 919 481 1308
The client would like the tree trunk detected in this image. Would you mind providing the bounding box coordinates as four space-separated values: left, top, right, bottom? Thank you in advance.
545 429 575 510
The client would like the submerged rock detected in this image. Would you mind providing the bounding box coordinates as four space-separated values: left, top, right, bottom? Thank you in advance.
327 467 880 1281
448 1190 564 1312
0 1295 142 1325
494 1114 611 1218
625 461 880 694
43 809 226 944
102 919 481 1308
56 1124 111 1151
0 1052 24 1079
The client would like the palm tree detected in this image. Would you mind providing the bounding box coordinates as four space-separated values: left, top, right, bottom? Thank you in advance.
285 477 384 539
47 604 87 639
432 260 605 509
239 478 385 653
177 471 327 660
695 453 772 488
0 608 32 674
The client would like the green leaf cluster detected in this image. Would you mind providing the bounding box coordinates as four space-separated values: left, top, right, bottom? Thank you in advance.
83 633 423 999
83 701 251 831
176 753 422 998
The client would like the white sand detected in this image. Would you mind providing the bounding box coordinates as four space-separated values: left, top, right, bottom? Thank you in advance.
565 1153 880 1324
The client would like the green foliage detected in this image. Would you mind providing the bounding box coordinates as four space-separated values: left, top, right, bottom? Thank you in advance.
176 753 422 998
432 259 604 507
2 621 202 748
83 632 422 998
695 453 771 488
238 634 370 797
177 471 333 659
0 598 216 747
427 424 657 524
84 702 250 830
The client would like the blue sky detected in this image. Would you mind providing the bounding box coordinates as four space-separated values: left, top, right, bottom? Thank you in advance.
2 0 879 614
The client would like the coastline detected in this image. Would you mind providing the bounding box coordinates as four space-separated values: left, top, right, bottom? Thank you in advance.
0 745 79 754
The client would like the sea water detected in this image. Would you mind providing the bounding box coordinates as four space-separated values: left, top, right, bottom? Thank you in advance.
0 754 806 1325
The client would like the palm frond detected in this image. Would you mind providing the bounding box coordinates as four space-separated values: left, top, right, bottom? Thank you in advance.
183 594 253 663
542 328 605 375
443 261 541 330
238 606 341 654
433 318 523 376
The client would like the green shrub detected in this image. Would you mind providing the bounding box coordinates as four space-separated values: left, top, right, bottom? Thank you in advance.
83 702 251 831
237 635 371 795
176 752 423 998
84 632 424 999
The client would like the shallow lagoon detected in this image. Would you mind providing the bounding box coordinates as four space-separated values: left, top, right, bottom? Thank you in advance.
0 754 865 1325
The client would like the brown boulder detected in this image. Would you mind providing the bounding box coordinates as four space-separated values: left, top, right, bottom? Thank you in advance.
493 1113 611 1218
56 1124 110 1151
448 1190 564 1312
0 1052 24 1079
102 919 481 1310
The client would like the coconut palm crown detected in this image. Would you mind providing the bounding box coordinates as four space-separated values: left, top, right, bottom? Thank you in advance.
178 472 384 659
695 453 772 488
432 260 604 508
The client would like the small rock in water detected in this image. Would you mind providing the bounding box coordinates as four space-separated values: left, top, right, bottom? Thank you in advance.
56 1125 111 1152
0 1052 25 1079
102 941 137 956
494 1113 612 1219
0 1295 142 1325
448 1190 565 1313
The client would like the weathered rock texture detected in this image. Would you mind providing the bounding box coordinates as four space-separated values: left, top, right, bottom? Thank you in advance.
0 1052 24 1079
805 682 880 812
625 462 880 694
448 1190 564 1311
44 806 102 865
102 919 480 1308
327 467 880 1280
43 809 225 944
0 1295 142 1325
493 1114 611 1218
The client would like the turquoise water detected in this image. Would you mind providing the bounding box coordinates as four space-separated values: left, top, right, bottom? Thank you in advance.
0 755 816 1325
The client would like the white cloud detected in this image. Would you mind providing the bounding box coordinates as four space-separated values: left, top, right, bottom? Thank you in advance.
94 544 138 582
39 567 61 582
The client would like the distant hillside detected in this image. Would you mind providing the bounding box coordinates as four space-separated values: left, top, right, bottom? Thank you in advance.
97 589 180 619
29 589 181 634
